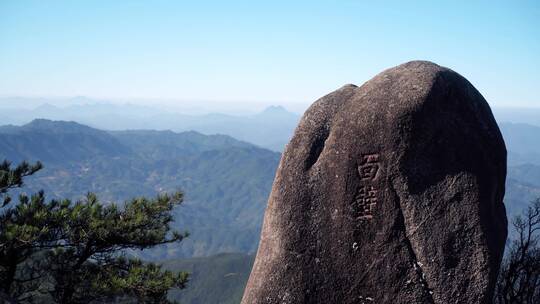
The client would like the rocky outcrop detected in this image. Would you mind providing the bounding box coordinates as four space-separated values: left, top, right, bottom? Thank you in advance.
242 61 507 304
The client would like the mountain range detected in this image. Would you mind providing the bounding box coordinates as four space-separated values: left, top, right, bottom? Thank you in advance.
0 99 301 151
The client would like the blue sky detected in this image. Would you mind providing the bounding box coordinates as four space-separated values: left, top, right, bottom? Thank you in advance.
0 0 539 109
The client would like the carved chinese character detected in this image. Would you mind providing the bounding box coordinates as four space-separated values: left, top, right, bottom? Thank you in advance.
354 185 378 220
358 153 380 181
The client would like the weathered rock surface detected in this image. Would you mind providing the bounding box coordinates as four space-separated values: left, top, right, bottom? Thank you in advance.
242 61 507 304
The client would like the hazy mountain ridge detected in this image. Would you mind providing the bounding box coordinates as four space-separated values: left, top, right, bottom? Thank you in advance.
499 122 540 166
493 107 540 127
4 98 540 153
0 99 301 151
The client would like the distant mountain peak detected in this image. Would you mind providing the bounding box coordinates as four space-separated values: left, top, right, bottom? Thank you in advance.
34 103 59 111
252 106 300 131
261 105 288 114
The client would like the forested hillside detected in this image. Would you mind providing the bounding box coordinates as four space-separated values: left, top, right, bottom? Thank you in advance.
164 253 255 304
0 119 280 259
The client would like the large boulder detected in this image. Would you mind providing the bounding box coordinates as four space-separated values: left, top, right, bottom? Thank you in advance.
242 61 507 304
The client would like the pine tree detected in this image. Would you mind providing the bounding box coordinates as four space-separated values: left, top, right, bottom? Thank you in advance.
0 160 189 303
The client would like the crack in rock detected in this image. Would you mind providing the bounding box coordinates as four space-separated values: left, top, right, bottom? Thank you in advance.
390 182 435 303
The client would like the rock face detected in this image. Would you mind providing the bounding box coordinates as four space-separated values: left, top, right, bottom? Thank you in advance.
242 61 507 304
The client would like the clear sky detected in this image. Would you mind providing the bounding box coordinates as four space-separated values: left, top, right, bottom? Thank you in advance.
0 0 539 110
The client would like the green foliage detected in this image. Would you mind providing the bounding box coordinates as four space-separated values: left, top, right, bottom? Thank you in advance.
0 160 42 206
46 253 188 304
0 161 189 304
